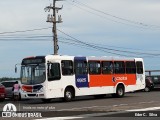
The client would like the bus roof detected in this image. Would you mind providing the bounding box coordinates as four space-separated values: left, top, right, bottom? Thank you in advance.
22 55 143 62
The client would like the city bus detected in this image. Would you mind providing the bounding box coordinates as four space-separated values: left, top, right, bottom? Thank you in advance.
19 55 145 102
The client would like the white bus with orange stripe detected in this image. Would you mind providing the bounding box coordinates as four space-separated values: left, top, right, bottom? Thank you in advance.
20 55 145 102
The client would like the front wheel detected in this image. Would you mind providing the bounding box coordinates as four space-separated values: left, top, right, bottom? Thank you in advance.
64 88 74 102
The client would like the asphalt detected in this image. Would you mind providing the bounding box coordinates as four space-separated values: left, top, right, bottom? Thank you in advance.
0 90 160 119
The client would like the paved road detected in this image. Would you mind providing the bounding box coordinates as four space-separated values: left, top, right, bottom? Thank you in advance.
0 90 160 119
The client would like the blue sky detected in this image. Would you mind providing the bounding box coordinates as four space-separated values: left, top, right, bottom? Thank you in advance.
0 0 160 77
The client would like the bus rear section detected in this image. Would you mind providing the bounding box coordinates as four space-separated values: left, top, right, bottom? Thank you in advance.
74 57 145 98
20 55 145 102
134 58 145 91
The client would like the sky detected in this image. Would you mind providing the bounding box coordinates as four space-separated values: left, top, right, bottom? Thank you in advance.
0 0 160 77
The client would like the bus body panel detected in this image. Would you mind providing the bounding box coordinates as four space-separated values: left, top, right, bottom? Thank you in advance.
20 55 145 99
135 58 145 90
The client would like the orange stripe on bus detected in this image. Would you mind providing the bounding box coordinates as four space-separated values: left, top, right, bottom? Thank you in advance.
89 74 136 87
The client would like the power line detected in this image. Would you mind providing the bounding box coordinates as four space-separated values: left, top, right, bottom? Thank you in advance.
0 35 52 39
1 31 160 57
57 29 132 56
66 0 139 28
0 27 52 35
59 36 160 57
57 29 160 57
1 30 159 52
70 0 160 29
1 29 160 57
1 27 160 57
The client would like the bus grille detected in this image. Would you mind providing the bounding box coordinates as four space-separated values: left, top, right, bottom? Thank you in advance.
27 94 36 97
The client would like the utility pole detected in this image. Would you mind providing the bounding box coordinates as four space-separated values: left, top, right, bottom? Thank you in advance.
44 0 63 55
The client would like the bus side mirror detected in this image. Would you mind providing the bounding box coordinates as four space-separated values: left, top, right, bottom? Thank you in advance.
15 63 19 73
15 67 17 73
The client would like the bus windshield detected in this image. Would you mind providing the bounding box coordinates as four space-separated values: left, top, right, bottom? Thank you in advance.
21 64 46 85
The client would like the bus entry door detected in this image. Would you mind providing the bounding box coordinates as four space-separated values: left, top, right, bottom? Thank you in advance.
74 57 89 88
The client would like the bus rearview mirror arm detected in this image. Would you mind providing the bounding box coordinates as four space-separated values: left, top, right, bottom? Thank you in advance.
15 63 20 73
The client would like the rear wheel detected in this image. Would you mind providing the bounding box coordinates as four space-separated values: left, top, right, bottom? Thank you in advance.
64 88 74 102
115 85 125 98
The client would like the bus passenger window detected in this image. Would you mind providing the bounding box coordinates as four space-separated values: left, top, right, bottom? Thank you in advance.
89 61 101 75
75 61 88 75
102 61 113 74
126 61 136 74
61 60 73 75
114 61 125 74
48 63 61 81
136 61 143 74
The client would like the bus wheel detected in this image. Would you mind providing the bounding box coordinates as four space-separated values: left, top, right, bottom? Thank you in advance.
64 88 74 102
116 85 125 98
41 99 52 103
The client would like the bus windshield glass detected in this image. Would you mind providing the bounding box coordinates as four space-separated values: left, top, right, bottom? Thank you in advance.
21 64 46 85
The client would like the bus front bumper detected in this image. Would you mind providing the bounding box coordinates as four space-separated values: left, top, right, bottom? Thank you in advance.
21 92 45 99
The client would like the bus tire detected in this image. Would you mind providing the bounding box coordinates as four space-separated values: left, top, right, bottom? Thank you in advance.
64 88 74 102
115 84 125 98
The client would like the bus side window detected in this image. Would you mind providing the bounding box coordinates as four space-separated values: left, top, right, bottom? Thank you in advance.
102 61 113 74
89 61 101 75
48 63 61 81
114 61 125 74
61 60 73 76
75 61 88 75
126 61 136 74
136 61 143 74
